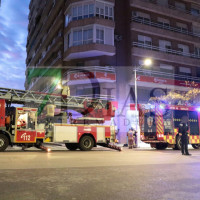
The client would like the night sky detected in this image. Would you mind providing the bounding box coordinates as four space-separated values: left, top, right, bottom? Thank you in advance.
0 0 30 89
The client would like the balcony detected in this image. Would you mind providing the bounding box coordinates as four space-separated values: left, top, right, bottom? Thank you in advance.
131 16 200 43
130 0 200 23
133 68 200 91
64 43 115 61
137 69 200 83
132 42 200 66
63 66 116 84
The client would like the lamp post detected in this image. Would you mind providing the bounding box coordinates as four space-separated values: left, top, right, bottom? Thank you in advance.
134 58 152 147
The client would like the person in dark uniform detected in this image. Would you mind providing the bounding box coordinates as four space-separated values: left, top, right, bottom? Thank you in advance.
179 116 191 156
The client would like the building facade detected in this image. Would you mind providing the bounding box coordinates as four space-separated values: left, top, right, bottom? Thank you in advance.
26 0 200 143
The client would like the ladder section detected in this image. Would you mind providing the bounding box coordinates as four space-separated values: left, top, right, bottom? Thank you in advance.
0 87 111 109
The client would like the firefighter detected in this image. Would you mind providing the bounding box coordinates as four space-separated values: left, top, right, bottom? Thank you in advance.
134 129 138 148
127 128 134 149
179 116 191 156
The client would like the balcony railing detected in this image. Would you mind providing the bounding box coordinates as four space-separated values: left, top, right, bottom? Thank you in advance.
137 69 200 83
74 94 115 100
132 16 200 38
139 0 200 17
63 66 116 77
132 42 200 59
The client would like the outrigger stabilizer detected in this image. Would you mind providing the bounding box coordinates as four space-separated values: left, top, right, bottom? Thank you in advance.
99 143 122 151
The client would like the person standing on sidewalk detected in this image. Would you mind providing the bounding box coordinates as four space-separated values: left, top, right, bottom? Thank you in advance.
133 128 138 148
179 116 191 156
127 128 134 149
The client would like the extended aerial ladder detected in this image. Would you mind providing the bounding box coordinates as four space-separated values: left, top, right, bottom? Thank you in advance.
0 87 115 121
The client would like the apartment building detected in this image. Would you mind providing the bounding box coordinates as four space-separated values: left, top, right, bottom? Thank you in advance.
26 0 200 143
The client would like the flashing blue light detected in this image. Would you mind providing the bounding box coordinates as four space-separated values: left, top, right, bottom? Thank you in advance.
159 104 165 110
196 107 200 112
150 105 155 109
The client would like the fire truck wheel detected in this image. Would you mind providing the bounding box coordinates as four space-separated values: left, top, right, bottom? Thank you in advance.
79 136 94 151
155 143 168 150
192 144 200 149
176 135 181 150
0 134 9 152
65 143 79 151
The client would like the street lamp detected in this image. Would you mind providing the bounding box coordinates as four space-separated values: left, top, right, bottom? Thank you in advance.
134 58 152 147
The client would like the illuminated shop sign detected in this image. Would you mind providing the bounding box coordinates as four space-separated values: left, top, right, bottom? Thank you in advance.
68 71 116 82
137 75 200 88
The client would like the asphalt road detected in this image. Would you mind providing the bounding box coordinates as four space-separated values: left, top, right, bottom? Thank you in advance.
0 146 200 200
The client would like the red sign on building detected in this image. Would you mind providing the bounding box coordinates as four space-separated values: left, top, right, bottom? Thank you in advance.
69 71 116 81
137 75 200 88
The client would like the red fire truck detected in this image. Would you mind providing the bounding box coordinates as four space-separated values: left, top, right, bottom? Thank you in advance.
0 87 119 152
138 104 200 150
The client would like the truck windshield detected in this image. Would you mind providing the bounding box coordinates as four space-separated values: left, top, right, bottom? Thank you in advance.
17 110 36 130
173 110 199 135
163 109 173 135
144 111 156 137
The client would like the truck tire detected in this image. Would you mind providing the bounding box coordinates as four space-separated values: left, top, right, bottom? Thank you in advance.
176 135 181 150
0 134 9 152
192 144 200 149
155 143 168 150
65 143 78 151
79 136 94 151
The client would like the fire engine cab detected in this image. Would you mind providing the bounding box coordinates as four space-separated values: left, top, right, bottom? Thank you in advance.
138 104 200 150
0 87 120 152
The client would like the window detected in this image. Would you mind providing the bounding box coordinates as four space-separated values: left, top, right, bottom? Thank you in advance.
196 67 200 77
82 4 94 19
83 5 89 18
104 28 113 45
72 28 93 46
176 22 188 32
109 7 113 20
89 4 95 17
64 33 70 50
157 0 168 6
179 67 191 75
72 7 78 20
65 25 114 48
105 6 109 19
83 29 93 44
157 17 170 27
134 11 150 22
193 24 200 34
160 64 174 73
178 44 189 55
175 2 186 10
96 29 104 44
65 1 113 26
138 35 152 46
96 1 113 19
78 5 83 20
76 86 100 97
191 8 200 16
191 4 200 16
195 47 200 56
159 40 172 52
96 2 103 18
73 30 82 46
